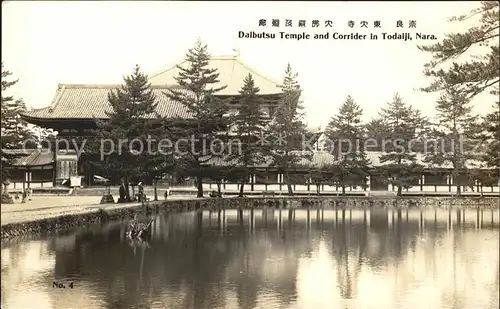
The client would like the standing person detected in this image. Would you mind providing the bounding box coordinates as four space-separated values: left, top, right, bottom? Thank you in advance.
138 182 144 202
21 190 27 203
118 181 127 203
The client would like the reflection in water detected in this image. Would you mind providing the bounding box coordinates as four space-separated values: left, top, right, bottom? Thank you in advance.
2 208 499 309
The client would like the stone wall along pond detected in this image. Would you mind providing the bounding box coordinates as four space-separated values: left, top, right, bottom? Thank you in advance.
1 196 498 240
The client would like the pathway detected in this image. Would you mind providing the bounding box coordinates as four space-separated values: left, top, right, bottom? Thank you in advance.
0 195 195 226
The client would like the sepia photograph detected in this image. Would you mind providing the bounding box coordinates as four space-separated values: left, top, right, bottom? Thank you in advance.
1 1 499 308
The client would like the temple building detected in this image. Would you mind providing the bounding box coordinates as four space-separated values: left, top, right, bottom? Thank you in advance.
204 150 499 195
2 149 79 191
18 54 498 195
20 54 316 186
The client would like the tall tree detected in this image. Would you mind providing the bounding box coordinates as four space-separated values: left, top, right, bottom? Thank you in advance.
378 94 428 196
424 87 481 196
1 63 35 149
324 96 370 195
141 140 176 201
418 1 499 99
483 99 500 171
229 74 267 197
163 40 229 198
364 118 390 153
266 64 311 195
96 65 160 202
1 63 36 180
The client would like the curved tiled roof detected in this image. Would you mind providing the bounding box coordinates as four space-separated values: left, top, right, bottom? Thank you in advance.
22 55 281 121
203 151 487 169
21 84 193 120
5 149 54 167
149 55 282 96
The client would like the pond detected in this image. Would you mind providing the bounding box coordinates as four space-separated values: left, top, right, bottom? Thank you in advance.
2 207 499 309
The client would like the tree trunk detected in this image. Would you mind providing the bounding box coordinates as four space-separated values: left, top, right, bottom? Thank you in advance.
124 177 131 202
456 184 461 196
196 174 203 198
341 173 346 196
284 169 293 196
316 184 320 195
217 181 221 194
239 180 245 197
397 186 402 197
153 179 158 201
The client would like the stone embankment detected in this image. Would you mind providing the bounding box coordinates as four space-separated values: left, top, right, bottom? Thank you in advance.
1 196 498 240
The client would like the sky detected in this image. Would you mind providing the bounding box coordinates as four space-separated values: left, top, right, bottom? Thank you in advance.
1 1 496 128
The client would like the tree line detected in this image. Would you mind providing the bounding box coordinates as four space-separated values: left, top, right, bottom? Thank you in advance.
90 40 311 200
1 2 498 199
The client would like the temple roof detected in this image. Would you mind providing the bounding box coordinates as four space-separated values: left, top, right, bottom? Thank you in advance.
149 55 282 96
21 85 192 120
2 149 53 167
204 151 487 170
22 55 282 122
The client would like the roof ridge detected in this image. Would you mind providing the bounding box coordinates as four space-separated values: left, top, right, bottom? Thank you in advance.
234 58 281 86
149 58 187 80
48 85 66 112
62 84 123 88
211 55 238 60
57 84 184 89
148 54 238 81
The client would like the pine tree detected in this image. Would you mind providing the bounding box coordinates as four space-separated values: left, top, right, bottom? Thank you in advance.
324 96 370 195
483 99 500 172
163 40 229 198
266 63 311 195
1 63 35 149
418 1 499 99
96 65 161 202
228 74 267 197
364 118 389 152
425 87 481 196
378 94 428 196
1 63 36 180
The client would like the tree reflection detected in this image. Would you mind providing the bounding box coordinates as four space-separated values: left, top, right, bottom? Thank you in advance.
47 209 463 308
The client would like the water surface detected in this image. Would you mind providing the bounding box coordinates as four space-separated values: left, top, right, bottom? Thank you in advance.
2 207 499 309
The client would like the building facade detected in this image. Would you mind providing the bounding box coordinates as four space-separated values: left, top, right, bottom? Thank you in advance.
2 149 79 191
201 151 499 195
